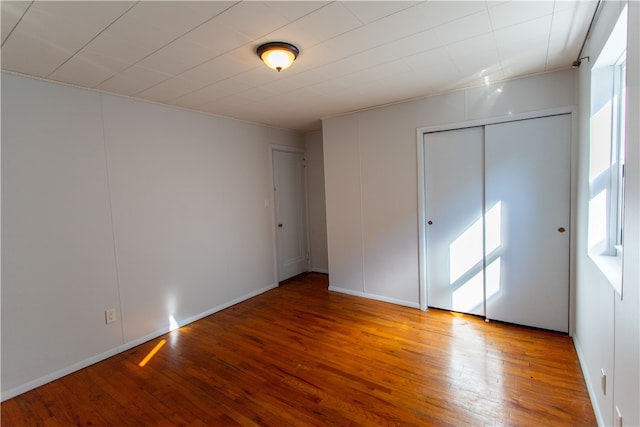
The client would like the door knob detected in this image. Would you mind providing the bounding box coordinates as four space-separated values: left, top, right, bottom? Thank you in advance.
278 224 283 228
427 220 433 225
558 227 566 233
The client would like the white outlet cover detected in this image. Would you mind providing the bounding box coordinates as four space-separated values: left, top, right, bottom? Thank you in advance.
105 309 117 324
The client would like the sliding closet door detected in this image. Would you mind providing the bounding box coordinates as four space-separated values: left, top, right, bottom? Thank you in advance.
484 115 571 332
425 127 484 316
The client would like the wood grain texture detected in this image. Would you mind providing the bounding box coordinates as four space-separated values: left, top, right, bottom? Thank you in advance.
1 273 595 426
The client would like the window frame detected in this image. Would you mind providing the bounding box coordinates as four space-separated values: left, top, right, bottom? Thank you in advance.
586 5 627 295
612 55 626 252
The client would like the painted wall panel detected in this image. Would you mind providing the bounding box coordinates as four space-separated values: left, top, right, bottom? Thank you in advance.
573 262 616 425
358 102 426 304
1 72 304 399
573 9 614 423
464 70 576 121
305 130 329 273
323 113 364 292
613 1 640 425
1 74 122 393
573 1 640 426
101 96 281 342
224 123 286 294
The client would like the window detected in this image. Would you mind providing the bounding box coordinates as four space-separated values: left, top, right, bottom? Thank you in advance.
612 57 626 249
588 6 627 294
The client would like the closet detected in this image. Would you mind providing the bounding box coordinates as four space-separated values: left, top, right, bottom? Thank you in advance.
424 114 571 332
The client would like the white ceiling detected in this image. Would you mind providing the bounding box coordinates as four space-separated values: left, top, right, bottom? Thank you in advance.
1 1 596 132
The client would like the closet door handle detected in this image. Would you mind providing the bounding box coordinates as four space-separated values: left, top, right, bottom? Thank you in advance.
427 220 433 225
558 227 566 233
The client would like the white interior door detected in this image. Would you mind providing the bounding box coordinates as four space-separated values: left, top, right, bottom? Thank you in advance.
425 127 485 316
273 150 308 282
484 115 571 332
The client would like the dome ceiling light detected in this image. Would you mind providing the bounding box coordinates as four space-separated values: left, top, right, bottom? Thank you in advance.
257 42 299 72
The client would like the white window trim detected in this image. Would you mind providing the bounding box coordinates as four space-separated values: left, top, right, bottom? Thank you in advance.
587 5 627 295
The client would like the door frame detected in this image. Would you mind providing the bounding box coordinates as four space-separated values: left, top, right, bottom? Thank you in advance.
416 106 576 330
268 145 311 284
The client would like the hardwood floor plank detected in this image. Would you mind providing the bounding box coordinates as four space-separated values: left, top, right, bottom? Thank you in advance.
1 273 596 426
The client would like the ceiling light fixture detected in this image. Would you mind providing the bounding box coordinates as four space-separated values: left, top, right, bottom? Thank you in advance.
257 42 299 72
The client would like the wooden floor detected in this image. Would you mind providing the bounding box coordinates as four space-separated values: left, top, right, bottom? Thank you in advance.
2 273 595 426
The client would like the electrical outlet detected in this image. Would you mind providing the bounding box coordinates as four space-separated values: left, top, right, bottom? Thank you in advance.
105 308 117 324
601 369 606 395
615 406 622 427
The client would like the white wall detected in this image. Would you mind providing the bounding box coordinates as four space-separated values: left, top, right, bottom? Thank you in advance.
574 1 640 426
2 73 123 397
323 69 576 308
1 72 304 399
616 3 640 425
305 130 328 273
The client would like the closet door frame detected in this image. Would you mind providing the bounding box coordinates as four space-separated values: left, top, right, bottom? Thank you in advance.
417 107 576 329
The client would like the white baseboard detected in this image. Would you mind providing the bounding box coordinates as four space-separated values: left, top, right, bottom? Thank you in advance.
310 268 329 274
0 282 278 402
119 282 279 351
573 337 605 427
328 286 420 309
1 347 122 402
